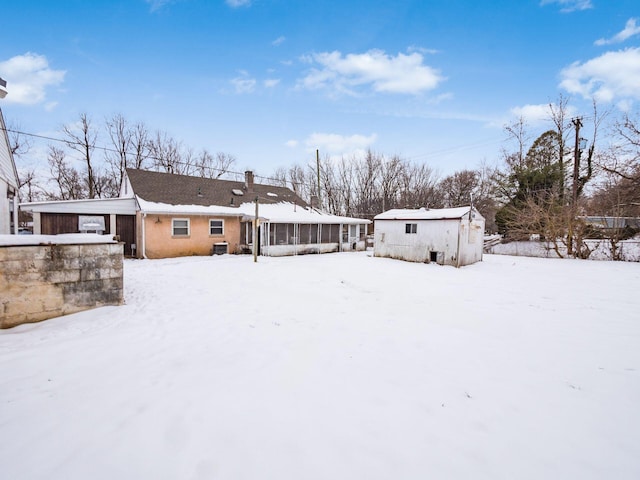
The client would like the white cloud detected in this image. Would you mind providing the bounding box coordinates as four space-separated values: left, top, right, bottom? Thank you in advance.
299 49 444 96
145 0 176 12
305 132 377 156
510 104 552 123
272 36 286 47
616 98 634 112
0 53 65 105
407 45 440 55
540 0 593 13
559 47 640 103
264 79 280 88
509 103 577 125
230 71 256 94
226 0 251 7
595 18 640 46
285 140 298 148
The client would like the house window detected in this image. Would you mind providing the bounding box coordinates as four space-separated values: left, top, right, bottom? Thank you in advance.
405 223 417 234
210 219 224 236
172 218 190 236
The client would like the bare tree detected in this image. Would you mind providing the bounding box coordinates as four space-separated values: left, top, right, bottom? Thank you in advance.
439 169 478 208
318 153 340 214
548 94 572 201
599 110 640 199
130 122 150 169
105 114 150 193
401 163 441 210
566 100 605 255
148 130 193 175
587 171 639 260
502 116 531 171
7 121 32 157
378 154 403 210
194 149 236 179
288 164 313 204
62 113 98 198
47 146 85 200
353 150 382 217
335 156 356 216
17 169 42 202
494 127 564 238
7 121 42 202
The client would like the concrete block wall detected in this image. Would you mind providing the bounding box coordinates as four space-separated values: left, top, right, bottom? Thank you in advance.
0 242 123 328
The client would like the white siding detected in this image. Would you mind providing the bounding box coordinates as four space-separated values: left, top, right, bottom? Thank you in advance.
374 219 461 264
373 207 485 267
0 178 11 234
457 217 485 266
22 198 137 215
0 109 19 234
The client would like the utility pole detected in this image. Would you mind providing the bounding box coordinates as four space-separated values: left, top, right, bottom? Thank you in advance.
253 197 259 263
571 117 582 211
568 117 583 256
316 149 321 209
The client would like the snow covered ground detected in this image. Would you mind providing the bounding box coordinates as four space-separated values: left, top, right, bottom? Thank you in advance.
1 252 639 480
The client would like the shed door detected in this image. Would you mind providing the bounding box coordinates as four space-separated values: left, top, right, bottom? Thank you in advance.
116 215 136 257
41 213 110 235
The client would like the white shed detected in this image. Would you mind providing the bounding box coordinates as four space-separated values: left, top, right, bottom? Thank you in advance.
373 206 485 267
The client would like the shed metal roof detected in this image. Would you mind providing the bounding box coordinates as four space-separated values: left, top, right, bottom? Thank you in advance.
374 206 482 221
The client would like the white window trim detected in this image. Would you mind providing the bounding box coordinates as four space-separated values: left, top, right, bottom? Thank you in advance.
209 219 224 236
172 218 190 237
405 223 417 234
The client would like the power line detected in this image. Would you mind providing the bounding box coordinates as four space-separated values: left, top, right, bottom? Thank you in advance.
2 125 324 191
404 137 505 162
1 124 519 190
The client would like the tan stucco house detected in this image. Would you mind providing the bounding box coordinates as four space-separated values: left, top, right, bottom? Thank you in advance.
22 169 370 259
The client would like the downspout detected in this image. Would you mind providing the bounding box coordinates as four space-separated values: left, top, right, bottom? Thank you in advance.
456 218 462 268
32 211 42 235
141 212 147 259
365 222 368 250
12 192 19 234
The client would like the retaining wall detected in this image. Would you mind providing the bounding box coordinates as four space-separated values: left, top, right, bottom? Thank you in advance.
0 242 123 328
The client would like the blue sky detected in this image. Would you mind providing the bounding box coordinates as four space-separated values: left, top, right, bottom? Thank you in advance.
1 0 639 178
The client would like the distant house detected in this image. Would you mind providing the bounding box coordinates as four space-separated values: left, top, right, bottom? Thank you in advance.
582 216 640 234
22 169 370 259
373 206 485 267
0 107 20 235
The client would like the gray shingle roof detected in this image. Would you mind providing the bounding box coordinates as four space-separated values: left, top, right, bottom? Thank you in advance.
125 169 307 209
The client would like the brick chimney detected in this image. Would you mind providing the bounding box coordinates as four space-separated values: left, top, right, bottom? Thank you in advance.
244 170 254 191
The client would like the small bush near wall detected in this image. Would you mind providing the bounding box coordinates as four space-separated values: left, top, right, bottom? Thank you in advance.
0 238 123 329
